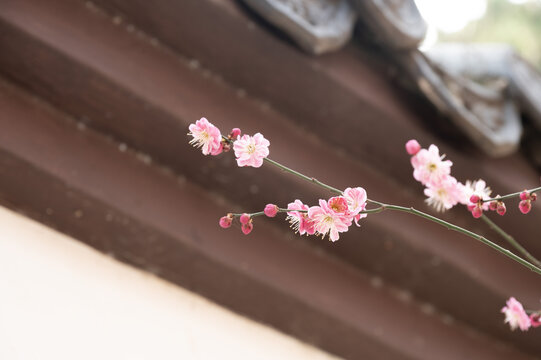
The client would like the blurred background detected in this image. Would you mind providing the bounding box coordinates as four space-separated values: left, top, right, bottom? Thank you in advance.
1 0 541 359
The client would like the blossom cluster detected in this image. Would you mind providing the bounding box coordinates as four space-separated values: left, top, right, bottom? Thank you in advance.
188 117 270 168
405 140 532 218
220 187 368 241
501 297 541 331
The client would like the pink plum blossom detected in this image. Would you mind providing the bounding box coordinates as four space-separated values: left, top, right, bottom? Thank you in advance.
308 198 352 242
188 117 223 156
411 144 452 186
287 200 315 235
233 133 270 168
423 176 463 212
344 187 368 226
502 297 531 331
462 179 492 210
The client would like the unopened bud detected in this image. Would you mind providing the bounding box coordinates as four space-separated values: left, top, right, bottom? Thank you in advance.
471 205 483 219
264 203 279 217
239 213 251 225
241 221 253 235
496 202 506 216
219 214 233 228
519 200 532 214
230 128 241 140
405 139 421 155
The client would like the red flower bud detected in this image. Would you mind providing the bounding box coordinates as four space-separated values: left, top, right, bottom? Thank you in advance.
496 202 506 216
239 213 251 225
472 205 483 219
219 214 233 228
519 200 531 214
241 221 253 235
264 204 279 217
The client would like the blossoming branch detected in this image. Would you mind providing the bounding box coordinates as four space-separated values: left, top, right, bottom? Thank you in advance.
188 117 541 331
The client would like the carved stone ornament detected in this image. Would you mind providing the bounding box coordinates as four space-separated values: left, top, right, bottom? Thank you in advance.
427 43 541 132
240 0 356 54
350 0 427 49
400 51 522 157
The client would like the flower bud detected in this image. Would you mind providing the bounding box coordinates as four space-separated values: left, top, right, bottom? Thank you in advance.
241 221 253 235
469 194 480 204
520 190 530 201
264 204 278 217
239 213 251 225
471 205 483 219
530 313 541 328
519 200 531 214
219 214 233 228
496 202 506 216
405 139 421 155
531 193 537 202
489 201 498 211
230 128 241 140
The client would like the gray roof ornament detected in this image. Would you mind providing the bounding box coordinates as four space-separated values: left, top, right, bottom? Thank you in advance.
427 43 541 133
350 0 427 49
240 0 356 54
400 51 522 157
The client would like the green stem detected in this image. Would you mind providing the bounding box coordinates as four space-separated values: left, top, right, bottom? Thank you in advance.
482 186 541 203
378 204 541 276
259 156 541 275
480 215 541 268
263 158 343 195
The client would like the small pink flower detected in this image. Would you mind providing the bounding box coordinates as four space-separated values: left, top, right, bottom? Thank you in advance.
502 297 531 331
233 133 270 168
423 176 462 212
405 139 421 155
219 214 233 228
327 196 349 213
286 200 315 235
308 199 352 242
188 117 223 155
462 179 492 210
519 200 532 214
343 187 368 226
411 145 452 186
520 190 530 201
264 204 278 217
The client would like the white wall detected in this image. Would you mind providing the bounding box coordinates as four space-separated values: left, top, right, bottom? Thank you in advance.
0 206 340 360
